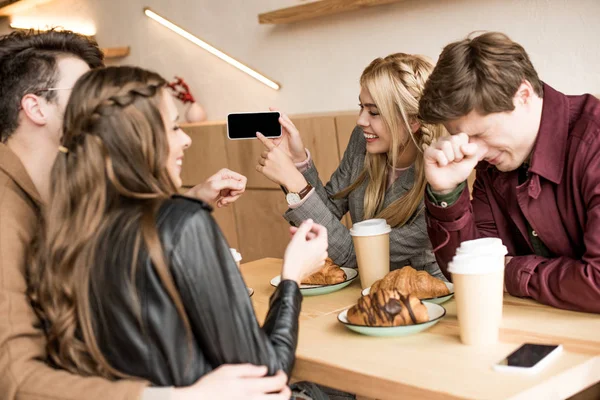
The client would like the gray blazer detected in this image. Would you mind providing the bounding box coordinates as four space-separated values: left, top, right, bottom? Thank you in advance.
284 126 444 279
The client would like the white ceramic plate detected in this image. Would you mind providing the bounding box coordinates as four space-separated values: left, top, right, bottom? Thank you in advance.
338 302 446 337
270 267 358 296
361 282 454 304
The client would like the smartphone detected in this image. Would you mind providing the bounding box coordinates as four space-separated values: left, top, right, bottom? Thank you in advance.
227 111 281 140
493 343 562 374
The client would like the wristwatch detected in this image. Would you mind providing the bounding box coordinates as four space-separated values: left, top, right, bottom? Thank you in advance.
281 183 313 206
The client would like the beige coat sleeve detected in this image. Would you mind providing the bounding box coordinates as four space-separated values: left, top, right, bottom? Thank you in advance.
0 183 147 400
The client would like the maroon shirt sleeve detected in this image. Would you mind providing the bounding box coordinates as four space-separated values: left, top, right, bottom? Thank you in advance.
425 171 500 281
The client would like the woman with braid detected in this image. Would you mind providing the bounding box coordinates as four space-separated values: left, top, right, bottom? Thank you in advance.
28 66 329 388
256 53 446 279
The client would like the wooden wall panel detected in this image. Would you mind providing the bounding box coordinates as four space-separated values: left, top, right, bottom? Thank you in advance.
232 190 291 262
334 114 357 157
178 123 236 249
213 205 239 250
225 135 271 189
335 115 358 229
296 116 341 185
226 116 340 189
181 123 229 187
179 187 239 250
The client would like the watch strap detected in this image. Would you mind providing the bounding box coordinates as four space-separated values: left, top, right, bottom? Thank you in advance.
297 183 313 200
284 183 313 206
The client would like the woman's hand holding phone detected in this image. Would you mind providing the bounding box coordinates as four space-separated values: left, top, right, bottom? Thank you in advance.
266 107 307 163
256 131 308 193
281 219 328 285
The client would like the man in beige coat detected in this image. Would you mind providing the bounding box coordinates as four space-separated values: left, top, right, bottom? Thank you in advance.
0 30 289 400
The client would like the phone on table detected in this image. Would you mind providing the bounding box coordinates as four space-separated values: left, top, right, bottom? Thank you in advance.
227 111 281 140
493 343 562 374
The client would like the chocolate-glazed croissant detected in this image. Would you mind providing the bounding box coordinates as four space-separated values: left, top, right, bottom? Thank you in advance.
301 258 346 285
370 266 449 299
346 290 429 327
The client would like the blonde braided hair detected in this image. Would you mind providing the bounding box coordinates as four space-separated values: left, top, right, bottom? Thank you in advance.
418 121 437 151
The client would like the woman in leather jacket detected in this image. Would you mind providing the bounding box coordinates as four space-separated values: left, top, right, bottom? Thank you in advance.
29 66 328 388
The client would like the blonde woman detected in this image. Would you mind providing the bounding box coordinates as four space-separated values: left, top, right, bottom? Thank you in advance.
257 53 445 279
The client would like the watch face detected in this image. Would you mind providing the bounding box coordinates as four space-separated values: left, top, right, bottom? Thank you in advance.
286 192 301 205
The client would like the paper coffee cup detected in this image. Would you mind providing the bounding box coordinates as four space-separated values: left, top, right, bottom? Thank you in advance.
350 219 391 289
448 238 507 346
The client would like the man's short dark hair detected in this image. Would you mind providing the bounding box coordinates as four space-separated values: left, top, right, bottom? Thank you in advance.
419 31 543 125
0 29 104 142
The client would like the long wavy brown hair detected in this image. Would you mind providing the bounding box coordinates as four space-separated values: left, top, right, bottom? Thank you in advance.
28 66 192 379
335 53 447 227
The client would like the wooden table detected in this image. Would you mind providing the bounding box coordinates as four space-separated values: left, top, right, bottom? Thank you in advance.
240 258 600 400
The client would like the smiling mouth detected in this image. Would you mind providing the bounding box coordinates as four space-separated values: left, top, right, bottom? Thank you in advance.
364 132 378 140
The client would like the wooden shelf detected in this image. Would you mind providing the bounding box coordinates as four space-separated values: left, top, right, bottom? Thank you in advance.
258 0 405 24
0 0 54 16
101 46 130 59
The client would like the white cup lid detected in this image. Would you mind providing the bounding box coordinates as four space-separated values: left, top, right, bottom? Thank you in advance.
349 218 391 237
229 248 242 262
448 250 507 275
456 238 504 254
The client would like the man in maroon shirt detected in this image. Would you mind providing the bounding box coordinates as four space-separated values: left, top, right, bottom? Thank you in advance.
419 31 600 314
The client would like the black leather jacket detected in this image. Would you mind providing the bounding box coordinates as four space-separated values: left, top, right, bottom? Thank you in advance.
89 196 302 386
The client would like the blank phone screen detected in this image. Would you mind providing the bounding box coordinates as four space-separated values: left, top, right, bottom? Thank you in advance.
497 344 560 368
227 112 281 139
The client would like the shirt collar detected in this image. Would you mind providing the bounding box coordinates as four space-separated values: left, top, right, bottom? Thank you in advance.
0 143 43 206
475 83 569 184
528 83 569 185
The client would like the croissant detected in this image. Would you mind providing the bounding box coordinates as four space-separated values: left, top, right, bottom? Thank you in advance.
370 266 449 299
301 258 346 285
347 290 428 327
